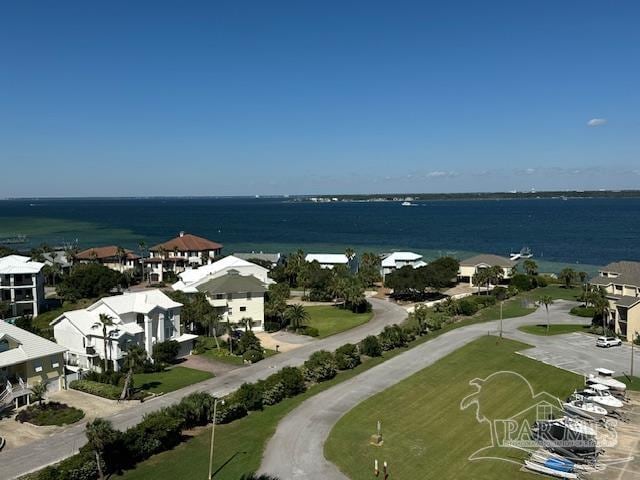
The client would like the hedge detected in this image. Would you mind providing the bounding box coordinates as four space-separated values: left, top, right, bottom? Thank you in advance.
70 380 122 400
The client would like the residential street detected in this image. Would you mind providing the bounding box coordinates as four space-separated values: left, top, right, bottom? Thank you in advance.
1 298 407 480
259 301 640 479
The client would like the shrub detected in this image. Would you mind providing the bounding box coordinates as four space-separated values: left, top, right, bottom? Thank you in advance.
261 381 286 406
534 275 549 288
457 298 479 316
16 402 85 426
360 335 382 357
493 286 510 300
235 383 264 411
309 289 333 302
334 343 361 370
264 321 282 332
84 370 125 386
378 324 408 351
70 380 122 400
511 274 534 292
297 326 319 337
243 349 264 363
303 350 337 382
215 403 248 424
124 410 185 462
166 392 216 428
276 366 306 397
152 340 180 364
237 331 262 355
570 306 596 318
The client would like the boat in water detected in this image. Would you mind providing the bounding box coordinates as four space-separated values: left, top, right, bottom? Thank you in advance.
0 234 28 245
401 201 417 207
510 246 533 261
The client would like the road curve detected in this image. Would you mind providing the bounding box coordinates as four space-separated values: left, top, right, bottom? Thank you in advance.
259 302 587 479
3 298 407 480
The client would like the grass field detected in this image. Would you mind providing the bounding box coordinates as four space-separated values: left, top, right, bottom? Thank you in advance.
305 305 373 338
472 295 536 323
133 366 213 395
199 347 278 365
325 337 583 480
518 324 591 336
533 285 582 301
616 376 640 392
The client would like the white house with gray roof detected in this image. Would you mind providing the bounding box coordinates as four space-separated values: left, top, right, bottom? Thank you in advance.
590 261 640 342
380 252 427 279
51 289 196 372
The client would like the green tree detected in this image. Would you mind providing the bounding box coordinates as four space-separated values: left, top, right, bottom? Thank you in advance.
591 292 610 335
57 263 124 301
522 259 538 276
115 246 127 271
540 295 553 335
284 304 308 330
265 283 290 324
284 249 305 287
558 267 576 288
0 300 11 319
357 252 381 286
345 248 355 261
92 313 115 372
85 418 119 480
30 381 47 406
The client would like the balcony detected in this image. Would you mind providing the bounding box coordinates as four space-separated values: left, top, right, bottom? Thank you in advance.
13 278 35 287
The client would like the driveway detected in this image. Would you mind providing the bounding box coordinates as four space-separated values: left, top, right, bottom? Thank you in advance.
1 298 407 480
259 301 640 479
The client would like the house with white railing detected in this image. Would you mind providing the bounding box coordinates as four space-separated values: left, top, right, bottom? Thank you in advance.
0 255 46 317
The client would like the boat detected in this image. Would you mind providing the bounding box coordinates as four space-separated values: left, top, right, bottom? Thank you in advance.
401 201 416 207
531 417 597 455
524 460 578 479
574 390 624 412
563 400 608 421
510 246 533 261
587 369 626 393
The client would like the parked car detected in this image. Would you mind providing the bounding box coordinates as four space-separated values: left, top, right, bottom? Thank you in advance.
596 336 622 348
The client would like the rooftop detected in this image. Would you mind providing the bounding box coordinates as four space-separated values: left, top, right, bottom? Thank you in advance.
381 251 423 268
151 232 223 252
305 253 349 265
76 245 140 261
0 320 67 368
234 252 281 264
0 255 45 274
615 295 640 309
592 261 640 288
196 269 267 295
459 254 515 268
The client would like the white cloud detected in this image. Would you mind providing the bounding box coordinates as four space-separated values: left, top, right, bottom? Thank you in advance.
425 171 458 178
587 118 607 127
525 168 535 175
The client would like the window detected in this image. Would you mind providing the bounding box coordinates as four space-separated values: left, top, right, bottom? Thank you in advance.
136 313 145 325
216 293 224 300
227 293 233 300
33 358 43 373
240 306 247 312
51 355 60 369
227 307 233 316
246 292 252 300
164 322 174 340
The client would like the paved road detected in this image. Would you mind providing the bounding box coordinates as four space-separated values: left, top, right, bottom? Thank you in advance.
2 298 407 480
259 301 640 479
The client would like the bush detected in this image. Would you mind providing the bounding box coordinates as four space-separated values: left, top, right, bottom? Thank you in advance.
360 335 382 357
152 340 180 364
237 331 262 355
303 350 337 382
261 381 286 406
70 380 122 400
297 326 319 337
36 450 100 480
123 410 184 462
457 298 479 316
493 286 510 300
84 370 125 386
309 289 333 302
264 321 282 332
214 403 248 424
378 324 408 351
243 349 264 363
16 402 85 426
334 343 361 370
570 306 596 317
533 275 549 288
235 383 264 411
276 366 306 397
511 273 534 292
166 392 216 429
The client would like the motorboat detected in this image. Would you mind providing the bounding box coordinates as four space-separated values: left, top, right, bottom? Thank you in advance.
529 451 575 472
574 390 624 412
401 201 416 207
524 460 578 479
510 246 533 261
563 400 608 421
531 417 597 455
587 371 626 393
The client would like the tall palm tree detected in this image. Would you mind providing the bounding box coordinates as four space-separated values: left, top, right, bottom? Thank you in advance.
93 313 115 372
285 304 308 330
592 293 610 335
138 241 147 283
487 265 505 293
522 259 538 276
540 295 553 335
85 418 118 480
558 267 576 288
115 246 127 272
345 248 355 261
473 270 488 295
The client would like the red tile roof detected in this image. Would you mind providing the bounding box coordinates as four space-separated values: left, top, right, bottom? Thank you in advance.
76 246 140 260
150 233 223 252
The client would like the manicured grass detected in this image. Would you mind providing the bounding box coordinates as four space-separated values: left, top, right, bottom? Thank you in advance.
304 305 373 338
199 346 278 365
533 285 582 301
133 366 213 395
615 376 640 392
325 337 583 480
518 324 592 336
16 402 85 426
472 295 536 323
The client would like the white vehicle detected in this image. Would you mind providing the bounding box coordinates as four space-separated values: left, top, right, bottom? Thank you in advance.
596 336 622 348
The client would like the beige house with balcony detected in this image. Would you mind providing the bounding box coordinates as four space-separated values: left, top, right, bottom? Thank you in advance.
75 245 140 273
196 270 267 331
458 254 515 287
51 289 196 372
0 255 46 317
1 320 67 408
590 261 640 342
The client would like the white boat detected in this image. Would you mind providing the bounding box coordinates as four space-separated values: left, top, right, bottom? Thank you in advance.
524 460 578 479
401 201 416 207
578 391 624 411
510 247 533 261
587 373 626 393
563 400 608 421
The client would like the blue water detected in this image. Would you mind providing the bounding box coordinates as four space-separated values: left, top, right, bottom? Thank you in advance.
1 197 639 271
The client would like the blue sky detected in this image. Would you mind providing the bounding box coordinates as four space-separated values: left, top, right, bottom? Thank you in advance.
1 1 639 197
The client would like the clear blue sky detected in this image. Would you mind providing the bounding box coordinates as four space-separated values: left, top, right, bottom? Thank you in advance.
1 1 639 197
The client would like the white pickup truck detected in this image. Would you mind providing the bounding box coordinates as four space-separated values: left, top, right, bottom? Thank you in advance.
596 336 622 348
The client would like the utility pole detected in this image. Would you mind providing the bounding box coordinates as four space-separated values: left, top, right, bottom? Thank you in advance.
208 398 225 479
632 333 636 378
499 301 503 339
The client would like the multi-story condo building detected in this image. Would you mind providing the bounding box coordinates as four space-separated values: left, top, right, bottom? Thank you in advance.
0 255 46 317
590 261 640 342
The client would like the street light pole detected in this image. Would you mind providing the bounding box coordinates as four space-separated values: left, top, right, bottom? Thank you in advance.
499 301 503 339
208 398 224 480
632 333 636 378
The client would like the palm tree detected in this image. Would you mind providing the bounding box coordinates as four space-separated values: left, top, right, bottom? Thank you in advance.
522 259 538 276
487 265 505 293
558 267 576 288
31 381 47 406
85 418 118 480
116 246 127 272
92 313 115 372
472 269 488 295
285 304 308 330
592 293 610 335
345 248 355 261
540 295 553 335
138 241 147 283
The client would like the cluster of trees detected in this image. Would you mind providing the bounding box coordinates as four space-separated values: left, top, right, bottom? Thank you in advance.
385 256 460 300
56 264 128 302
472 265 505 294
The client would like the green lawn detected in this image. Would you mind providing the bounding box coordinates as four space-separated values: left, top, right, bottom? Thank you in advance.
16 402 85 426
533 285 582 301
615 376 640 392
325 337 583 480
198 345 278 366
304 305 373 338
518 324 592 336
472 295 536 323
133 366 213 395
